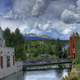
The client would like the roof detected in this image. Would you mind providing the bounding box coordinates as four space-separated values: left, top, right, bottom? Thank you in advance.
24 36 52 41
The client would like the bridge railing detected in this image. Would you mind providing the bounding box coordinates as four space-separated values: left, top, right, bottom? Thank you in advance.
23 59 72 66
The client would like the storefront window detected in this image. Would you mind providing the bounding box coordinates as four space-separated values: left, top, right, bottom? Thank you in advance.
0 56 3 69
13 55 15 65
7 56 10 67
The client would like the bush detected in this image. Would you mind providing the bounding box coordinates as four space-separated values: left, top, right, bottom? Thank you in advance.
64 68 79 80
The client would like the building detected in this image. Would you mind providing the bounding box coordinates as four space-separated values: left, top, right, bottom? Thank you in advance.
0 29 22 79
70 33 77 60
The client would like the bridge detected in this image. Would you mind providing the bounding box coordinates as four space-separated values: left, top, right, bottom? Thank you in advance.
23 59 72 66
23 59 72 70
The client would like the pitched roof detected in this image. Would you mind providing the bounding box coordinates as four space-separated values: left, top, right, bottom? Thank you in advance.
24 35 51 41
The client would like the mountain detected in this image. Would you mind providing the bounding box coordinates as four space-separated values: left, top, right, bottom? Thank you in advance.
23 34 69 41
24 35 50 41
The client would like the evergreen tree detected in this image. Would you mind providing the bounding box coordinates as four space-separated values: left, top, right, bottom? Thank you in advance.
56 39 63 59
14 28 26 60
3 28 11 46
4 28 26 61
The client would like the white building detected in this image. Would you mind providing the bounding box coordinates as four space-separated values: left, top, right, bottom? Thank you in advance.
0 28 23 79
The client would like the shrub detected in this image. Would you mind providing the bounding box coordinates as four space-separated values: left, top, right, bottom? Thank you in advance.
64 68 79 80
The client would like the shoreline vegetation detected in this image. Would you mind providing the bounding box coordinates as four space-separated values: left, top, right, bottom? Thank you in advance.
64 33 80 80
64 64 80 80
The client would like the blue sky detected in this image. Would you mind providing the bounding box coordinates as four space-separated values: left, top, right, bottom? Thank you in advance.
0 0 80 39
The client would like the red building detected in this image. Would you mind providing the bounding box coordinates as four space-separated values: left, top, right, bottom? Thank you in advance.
70 33 77 60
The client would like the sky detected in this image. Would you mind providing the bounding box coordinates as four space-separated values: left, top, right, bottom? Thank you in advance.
0 0 80 40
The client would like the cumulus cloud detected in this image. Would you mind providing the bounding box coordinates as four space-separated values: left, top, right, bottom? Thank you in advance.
35 21 54 31
32 0 50 17
61 0 80 24
62 27 76 35
10 0 35 19
61 9 80 23
77 0 80 9
5 0 51 19
4 0 72 20
24 21 76 36
0 18 27 32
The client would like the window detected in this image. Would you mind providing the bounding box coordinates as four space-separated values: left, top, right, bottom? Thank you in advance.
0 56 3 69
13 55 15 65
7 56 10 67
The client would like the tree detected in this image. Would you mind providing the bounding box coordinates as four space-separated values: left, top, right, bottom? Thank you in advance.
14 28 26 60
4 28 26 61
15 45 26 60
3 28 12 46
56 39 63 59
14 28 24 45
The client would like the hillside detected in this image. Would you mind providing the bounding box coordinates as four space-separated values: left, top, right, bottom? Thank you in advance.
24 34 69 61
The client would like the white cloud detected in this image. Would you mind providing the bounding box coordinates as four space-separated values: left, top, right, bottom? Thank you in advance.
4 0 70 19
0 18 28 32
30 29 42 35
61 9 80 23
32 0 50 16
38 21 54 31
11 0 35 19
62 28 72 34
77 0 80 9
32 0 44 16
4 0 51 18
68 4 76 10
0 20 18 31
23 21 76 35
61 0 80 24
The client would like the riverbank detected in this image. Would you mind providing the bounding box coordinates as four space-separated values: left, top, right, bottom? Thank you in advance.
64 64 80 80
0 61 23 79
1 71 24 80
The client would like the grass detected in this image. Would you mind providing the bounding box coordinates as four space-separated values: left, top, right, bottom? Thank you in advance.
64 64 80 80
75 64 80 69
